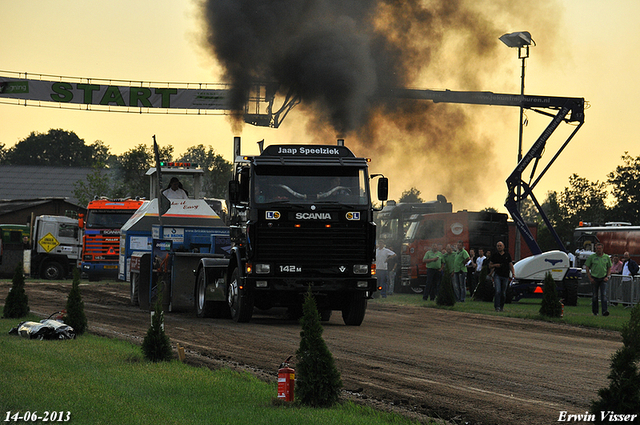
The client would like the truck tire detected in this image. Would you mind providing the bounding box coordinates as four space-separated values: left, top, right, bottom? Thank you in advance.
342 293 367 326
286 304 303 320
196 269 215 318
42 261 64 280
130 273 139 306
227 268 254 323
195 269 230 318
563 279 579 306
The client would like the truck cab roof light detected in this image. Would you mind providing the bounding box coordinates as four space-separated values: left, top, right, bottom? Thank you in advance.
159 161 198 168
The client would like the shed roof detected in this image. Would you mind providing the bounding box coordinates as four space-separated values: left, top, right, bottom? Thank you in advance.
0 165 103 206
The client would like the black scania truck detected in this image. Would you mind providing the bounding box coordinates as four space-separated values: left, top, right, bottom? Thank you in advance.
195 137 388 325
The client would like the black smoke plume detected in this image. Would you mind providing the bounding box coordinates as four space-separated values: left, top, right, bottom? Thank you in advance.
201 0 563 206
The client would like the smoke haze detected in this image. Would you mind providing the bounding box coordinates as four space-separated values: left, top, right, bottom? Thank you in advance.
200 0 564 209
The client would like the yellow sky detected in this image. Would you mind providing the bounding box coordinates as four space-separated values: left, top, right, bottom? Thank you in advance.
1 0 639 213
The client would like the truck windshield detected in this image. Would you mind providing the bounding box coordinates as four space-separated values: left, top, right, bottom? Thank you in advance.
378 218 399 241
405 221 419 242
253 166 368 205
404 219 445 242
85 210 137 229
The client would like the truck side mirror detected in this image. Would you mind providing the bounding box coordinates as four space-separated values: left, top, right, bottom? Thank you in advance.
78 214 84 229
378 177 388 202
229 180 240 203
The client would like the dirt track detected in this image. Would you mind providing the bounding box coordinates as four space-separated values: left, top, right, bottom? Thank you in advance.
2 281 622 425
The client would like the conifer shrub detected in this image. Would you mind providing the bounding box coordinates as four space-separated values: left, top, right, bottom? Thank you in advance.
590 302 640 420
3 262 29 318
295 289 342 407
65 268 87 334
142 285 173 362
436 266 456 307
539 272 562 318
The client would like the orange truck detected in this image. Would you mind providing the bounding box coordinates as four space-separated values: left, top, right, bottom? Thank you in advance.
80 198 144 281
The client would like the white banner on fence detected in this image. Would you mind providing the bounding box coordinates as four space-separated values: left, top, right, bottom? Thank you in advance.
0 78 231 110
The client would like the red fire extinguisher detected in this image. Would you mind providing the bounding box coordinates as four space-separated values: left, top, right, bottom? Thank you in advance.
277 356 295 402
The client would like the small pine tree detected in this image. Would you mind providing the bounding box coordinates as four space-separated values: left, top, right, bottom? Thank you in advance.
142 286 173 362
3 262 29 318
65 268 87 334
436 267 456 307
295 290 342 407
539 272 562 318
590 302 640 420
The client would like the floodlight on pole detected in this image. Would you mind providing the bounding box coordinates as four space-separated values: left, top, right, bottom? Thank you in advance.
500 31 535 261
499 31 535 48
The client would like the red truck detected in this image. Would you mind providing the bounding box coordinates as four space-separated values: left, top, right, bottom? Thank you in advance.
400 210 509 293
80 198 144 281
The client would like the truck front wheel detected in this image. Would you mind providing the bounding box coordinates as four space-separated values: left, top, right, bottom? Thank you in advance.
227 269 254 323
342 293 367 326
42 261 64 280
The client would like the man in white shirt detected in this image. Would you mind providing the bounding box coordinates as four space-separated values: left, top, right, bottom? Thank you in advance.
475 248 486 272
621 251 639 282
162 177 189 199
473 248 486 295
375 241 396 298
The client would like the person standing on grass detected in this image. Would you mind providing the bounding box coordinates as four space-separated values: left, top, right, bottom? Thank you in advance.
621 251 638 283
610 255 623 274
585 243 612 316
466 248 476 295
474 248 486 294
423 243 442 301
452 240 470 302
489 241 514 312
375 241 396 298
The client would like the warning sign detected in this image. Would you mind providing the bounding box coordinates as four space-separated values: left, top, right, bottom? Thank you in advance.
38 232 60 253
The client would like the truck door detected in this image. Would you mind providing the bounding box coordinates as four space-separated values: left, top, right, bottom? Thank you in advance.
56 222 81 261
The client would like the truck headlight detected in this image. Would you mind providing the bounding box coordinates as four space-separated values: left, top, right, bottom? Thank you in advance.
353 264 369 274
255 263 271 274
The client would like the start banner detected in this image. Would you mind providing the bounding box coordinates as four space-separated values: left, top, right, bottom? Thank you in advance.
0 77 231 110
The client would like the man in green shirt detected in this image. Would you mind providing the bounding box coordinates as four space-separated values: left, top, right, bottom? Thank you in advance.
585 243 612 316
452 240 470 302
422 243 442 301
442 244 456 275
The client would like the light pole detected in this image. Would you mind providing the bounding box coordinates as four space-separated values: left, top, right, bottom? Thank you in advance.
500 31 535 261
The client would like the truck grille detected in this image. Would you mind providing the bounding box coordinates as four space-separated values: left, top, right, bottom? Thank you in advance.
83 235 120 262
255 225 368 265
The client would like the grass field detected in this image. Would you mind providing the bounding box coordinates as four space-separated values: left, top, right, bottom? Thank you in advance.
2 279 630 424
0 318 428 425
370 292 631 332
